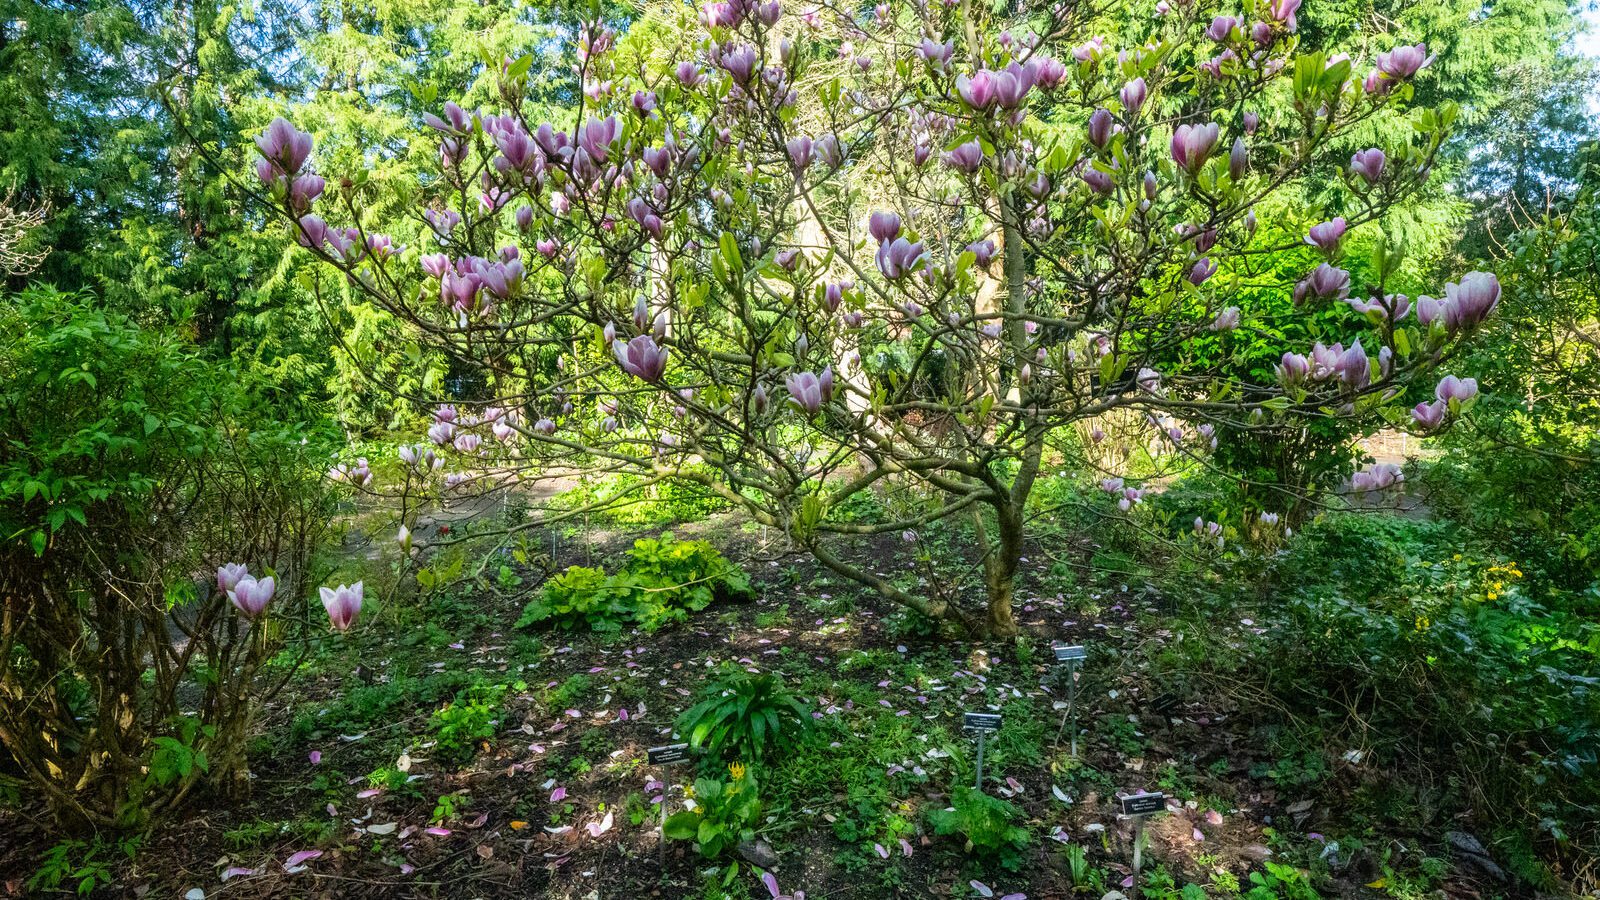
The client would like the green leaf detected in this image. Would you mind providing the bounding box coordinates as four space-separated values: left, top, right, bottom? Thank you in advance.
719 231 743 273
663 811 700 840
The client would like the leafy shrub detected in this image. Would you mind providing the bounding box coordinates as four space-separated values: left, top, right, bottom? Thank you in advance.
926 786 1031 869
1174 512 1600 879
0 288 335 829
662 767 763 858
517 566 639 632
516 533 750 632
675 667 810 763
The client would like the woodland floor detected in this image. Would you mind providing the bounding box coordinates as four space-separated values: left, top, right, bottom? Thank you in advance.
0 504 1531 899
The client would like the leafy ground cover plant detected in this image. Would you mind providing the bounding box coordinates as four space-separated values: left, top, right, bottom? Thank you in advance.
676 668 811 763
927 786 1031 871
430 682 512 764
517 533 750 631
663 766 763 858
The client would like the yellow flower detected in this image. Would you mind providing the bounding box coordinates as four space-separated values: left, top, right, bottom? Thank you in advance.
729 761 747 781
1487 593 1498 601
1415 616 1431 631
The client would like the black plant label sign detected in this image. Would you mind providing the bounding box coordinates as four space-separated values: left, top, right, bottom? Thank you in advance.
1119 791 1167 816
1053 644 1087 661
647 743 691 766
963 712 1003 732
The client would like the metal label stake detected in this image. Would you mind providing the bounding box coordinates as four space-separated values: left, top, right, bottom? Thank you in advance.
1118 791 1166 897
647 743 690 868
962 712 1002 791
1052 644 1086 756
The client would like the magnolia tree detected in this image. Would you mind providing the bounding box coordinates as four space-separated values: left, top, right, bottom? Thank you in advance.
257 0 1497 636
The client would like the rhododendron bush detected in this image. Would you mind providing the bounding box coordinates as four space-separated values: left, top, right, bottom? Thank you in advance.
263 0 1497 636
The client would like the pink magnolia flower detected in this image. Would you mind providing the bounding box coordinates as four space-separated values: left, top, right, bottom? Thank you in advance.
1268 0 1302 29
1411 399 1447 430
423 101 474 134
1171 122 1220 172
1295 263 1352 303
868 211 901 244
1087 108 1115 148
944 141 984 173
1305 217 1347 253
1188 258 1218 285
1335 340 1371 389
992 62 1035 108
229 574 276 619
1435 374 1478 404
1443 272 1500 328
1120 77 1147 113
255 117 313 179
787 136 813 170
1276 352 1310 385
218 563 250 594
956 69 999 109
1350 148 1386 185
320 582 363 631
876 237 926 279
1210 306 1241 330
613 336 669 381
918 38 954 72
1206 15 1239 41
1377 43 1433 80
720 44 760 84
786 371 825 414
676 61 704 87
1416 294 1445 327
1349 462 1404 493
576 116 619 163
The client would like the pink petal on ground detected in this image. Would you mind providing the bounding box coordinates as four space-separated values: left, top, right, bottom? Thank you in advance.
357 788 382 798
874 843 889 858
762 871 781 898
899 838 914 857
283 850 323 869
970 881 994 898
550 787 568 802
585 811 614 837
220 867 257 881
424 827 452 837
308 750 322 765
